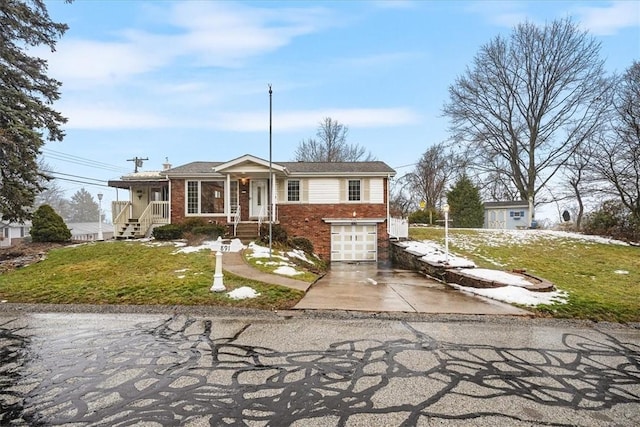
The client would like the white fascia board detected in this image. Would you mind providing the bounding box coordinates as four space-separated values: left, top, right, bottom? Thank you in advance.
322 218 386 224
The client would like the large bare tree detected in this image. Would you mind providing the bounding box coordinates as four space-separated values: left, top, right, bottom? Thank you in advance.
293 117 376 162
443 18 609 205
591 62 640 222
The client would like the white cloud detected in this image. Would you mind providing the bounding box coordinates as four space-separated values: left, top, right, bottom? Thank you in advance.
63 106 173 130
214 108 421 132
46 2 333 85
575 1 640 36
372 0 416 10
59 101 420 132
464 1 529 28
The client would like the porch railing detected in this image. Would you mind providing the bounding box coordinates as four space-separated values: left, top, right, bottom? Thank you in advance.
388 217 409 239
257 205 267 234
138 201 170 236
112 201 131 228
232 205 241 236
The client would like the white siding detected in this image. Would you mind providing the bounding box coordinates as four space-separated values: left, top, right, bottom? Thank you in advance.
308 179 340 204
369 178 384 203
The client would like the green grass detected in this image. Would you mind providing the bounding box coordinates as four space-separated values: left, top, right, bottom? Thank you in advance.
410 227 640 323
242 246 321 283
0 241 303 310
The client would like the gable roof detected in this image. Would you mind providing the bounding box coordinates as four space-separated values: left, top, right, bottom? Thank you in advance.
213 154 288 174
165 158 396 177
484 201 529 208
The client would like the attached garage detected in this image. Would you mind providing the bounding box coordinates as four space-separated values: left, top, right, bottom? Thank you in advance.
330 224 378 262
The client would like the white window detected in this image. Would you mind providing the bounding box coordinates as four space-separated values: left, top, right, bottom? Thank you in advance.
186 180 228 214
348 180 361 201
287 180 300 202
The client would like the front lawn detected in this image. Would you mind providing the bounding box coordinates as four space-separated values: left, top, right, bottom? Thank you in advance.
0 241 303 310
410 227 640 323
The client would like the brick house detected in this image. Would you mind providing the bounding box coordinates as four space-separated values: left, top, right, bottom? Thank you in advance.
108 154 396 262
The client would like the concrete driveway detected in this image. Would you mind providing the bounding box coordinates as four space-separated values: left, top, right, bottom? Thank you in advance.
294 263 530 315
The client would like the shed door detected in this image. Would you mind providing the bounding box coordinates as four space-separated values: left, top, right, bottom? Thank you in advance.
488 210 506 229
331 224 377 262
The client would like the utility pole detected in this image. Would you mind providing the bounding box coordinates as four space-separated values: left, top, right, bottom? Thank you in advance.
127 157 148 173
268 84 273 261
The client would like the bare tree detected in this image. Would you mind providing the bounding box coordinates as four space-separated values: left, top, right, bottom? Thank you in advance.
35 159 71 220
443 18 609 206
558 141 596 229
293 117 376 162
404 142 454 209
389 177 413 218
591 62 640 222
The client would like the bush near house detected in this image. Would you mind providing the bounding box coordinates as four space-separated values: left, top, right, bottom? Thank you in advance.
260 223 288 244
30 205 71 243
152 224 183 240
291 236 314 254
191 224 226 238
152 221 228 241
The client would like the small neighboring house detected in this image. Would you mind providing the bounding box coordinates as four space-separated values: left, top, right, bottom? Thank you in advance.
0 221 31 248
484 201 532 230
108 154 397 262
66 222 115 241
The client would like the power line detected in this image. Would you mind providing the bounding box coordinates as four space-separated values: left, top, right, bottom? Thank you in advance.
47 171 107 183
42 148 129 173
48 176 111 188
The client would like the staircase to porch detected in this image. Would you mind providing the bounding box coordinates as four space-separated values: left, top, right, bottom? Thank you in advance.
116 219 143 239
234 222 260 243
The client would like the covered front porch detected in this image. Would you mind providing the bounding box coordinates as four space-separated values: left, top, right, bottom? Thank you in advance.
107 177 170 239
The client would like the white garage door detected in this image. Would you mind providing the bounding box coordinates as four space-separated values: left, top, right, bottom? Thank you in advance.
331 224 377 262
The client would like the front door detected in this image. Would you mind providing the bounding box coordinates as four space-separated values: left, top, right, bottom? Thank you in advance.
250 179 267 218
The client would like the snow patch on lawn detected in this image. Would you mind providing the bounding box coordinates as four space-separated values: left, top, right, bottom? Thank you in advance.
460 268 533 287
228 286 261 300
398 240 476 268
450 283 569 306
174 238 245 254
274 266 303 276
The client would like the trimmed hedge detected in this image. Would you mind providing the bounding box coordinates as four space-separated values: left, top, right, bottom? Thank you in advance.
152 224 183 240
191 224 226 238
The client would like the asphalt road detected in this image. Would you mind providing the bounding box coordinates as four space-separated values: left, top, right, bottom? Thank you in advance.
1 311 639 426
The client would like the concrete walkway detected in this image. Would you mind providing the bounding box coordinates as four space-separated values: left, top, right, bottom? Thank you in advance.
222 251 312 292
222 251 530 316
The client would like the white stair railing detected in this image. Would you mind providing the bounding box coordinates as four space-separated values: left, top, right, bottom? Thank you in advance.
232 205 241 236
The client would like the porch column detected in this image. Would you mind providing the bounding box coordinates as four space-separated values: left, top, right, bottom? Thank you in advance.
226 174 231 222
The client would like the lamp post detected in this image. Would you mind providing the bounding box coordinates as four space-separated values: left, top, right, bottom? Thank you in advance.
97 193 103 241
443 203 449 264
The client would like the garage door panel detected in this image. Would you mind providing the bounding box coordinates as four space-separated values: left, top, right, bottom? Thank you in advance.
331 224 377 262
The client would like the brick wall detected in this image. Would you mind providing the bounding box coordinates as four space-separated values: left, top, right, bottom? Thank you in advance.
278 203 389 261
170 179 186 223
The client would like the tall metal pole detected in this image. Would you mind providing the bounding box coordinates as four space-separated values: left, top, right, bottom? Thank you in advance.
268 84 273 260
97 193 104 241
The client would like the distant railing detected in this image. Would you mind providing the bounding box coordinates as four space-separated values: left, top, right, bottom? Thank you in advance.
388 217 409 239
138 201 170 237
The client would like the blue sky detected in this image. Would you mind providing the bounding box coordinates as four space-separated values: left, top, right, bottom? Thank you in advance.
41 0 640 219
